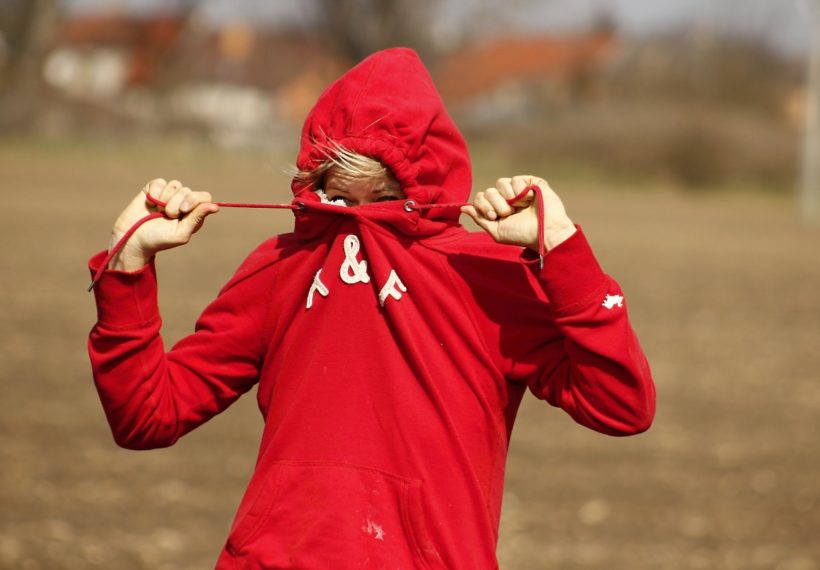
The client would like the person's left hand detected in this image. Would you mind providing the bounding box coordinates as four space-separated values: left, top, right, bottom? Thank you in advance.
461 175 577 252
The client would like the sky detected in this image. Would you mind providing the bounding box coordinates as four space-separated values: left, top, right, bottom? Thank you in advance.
61 0 815 56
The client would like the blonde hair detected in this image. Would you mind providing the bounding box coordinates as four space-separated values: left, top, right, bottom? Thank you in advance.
290 140 393 189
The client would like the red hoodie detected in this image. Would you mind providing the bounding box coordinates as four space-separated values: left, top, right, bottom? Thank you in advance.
88 48 654 569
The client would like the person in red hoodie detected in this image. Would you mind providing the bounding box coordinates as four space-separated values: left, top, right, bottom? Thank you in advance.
88 48 655 569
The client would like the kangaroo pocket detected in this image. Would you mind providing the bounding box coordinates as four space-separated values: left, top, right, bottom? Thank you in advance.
224 460 442 569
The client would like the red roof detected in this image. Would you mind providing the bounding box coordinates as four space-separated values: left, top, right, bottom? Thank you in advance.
55 14 187 86
435 32 620 103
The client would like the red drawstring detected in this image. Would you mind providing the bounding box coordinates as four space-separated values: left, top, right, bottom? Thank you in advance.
88 196 300 291
89 185 546 291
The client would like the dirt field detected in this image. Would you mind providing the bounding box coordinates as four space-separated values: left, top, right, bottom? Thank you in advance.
1 138 819 570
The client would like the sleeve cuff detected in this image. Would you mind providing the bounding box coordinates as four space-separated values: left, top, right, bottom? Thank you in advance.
88 250 160 327
524 227 608 314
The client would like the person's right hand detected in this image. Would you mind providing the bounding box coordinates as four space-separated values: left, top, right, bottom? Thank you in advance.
108 178 219 271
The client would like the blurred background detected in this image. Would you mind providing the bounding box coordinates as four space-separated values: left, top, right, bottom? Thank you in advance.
1 0 819 568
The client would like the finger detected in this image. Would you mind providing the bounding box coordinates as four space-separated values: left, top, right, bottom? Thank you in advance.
523 176 561 206
511 175 549 197
144 178 167 207
460 204 481 225
484 187 513 218
495 177 515 200
159 179 183 206
473 191 497 221
163 186 192 219
460 205 497 237
177 202 219 240
181 190 213 215
500 176 535 209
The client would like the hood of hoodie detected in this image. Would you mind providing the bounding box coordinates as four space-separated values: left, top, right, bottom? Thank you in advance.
290 48 472 240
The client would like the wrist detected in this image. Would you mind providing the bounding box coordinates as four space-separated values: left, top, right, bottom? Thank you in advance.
108 250 152 272
543 222 577 251
108 234 153 271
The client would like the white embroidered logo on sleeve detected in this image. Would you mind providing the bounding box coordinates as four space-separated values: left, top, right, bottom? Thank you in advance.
340 235 370 284
379 270 407 306
602 294 624 310
306 268 329 309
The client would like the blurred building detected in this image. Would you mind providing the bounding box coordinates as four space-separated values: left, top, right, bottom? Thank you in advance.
435 27 621 126
29 1 805 187
45 12 185 97
41 9 347 146
42 7 627 135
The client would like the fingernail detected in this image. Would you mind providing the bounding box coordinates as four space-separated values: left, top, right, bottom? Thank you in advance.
180 201 191 213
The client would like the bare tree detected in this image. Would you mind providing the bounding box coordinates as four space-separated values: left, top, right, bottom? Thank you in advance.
315 0 439 62
0 0 59 131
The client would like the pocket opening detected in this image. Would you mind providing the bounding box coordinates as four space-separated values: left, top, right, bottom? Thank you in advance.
223 460 442 567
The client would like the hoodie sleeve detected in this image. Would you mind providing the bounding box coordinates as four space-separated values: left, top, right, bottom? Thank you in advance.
523 228 656 436
87 251 271 450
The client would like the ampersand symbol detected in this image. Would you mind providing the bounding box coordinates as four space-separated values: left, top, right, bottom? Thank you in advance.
339 235 370 284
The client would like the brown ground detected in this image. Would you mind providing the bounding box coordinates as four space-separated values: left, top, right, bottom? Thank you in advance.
1 139 819 570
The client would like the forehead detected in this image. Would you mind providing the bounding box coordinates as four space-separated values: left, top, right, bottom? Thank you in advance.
324 166 399 190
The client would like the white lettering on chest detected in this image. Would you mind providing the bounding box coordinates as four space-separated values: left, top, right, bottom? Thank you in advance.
306 268 329 309
378 270 407 306
339 235 370 284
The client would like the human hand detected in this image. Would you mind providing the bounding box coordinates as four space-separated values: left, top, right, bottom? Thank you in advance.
461 175 576 252
108 178 219 271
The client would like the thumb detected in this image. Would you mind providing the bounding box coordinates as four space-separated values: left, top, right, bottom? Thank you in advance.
177 202 219 241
